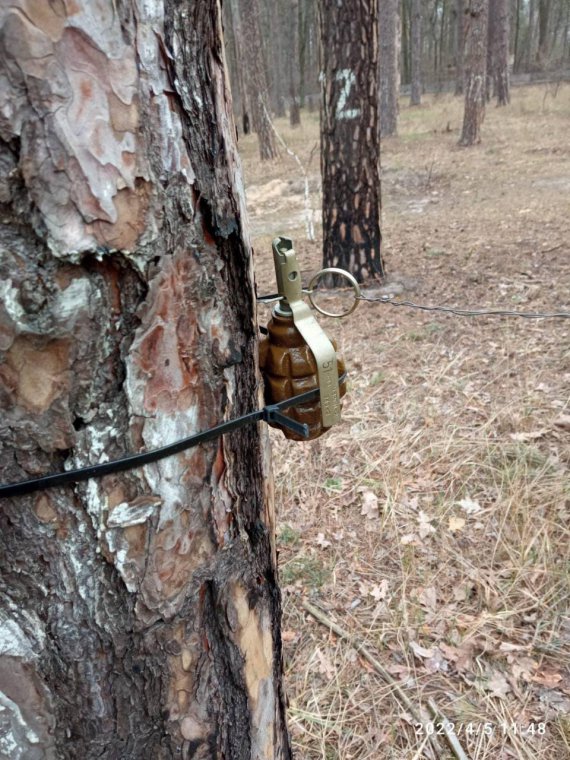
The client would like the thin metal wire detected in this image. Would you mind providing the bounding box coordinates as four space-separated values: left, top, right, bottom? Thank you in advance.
357 294 570 319
258 291 570 319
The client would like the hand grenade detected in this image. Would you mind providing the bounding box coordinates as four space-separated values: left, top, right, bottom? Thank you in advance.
259 311 347 440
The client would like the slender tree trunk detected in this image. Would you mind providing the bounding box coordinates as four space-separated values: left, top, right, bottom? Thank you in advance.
289 0 301 125
564 2 570 65
487 0 497 100
455 0 466 94
379 0 400 136
298 0 308 107
411 0 423 104
229 0 252 134
526 0 537 70
0 1 292 758
223 0 241 120
438 0 447 79
537 0 552 65
318 0 384 282
513 0 522 72
402 0 411 86
495 0 510 104
266 0 287 117
459 0 489 145
240 0 278 159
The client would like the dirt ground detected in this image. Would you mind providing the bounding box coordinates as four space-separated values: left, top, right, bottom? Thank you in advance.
240 85 570 759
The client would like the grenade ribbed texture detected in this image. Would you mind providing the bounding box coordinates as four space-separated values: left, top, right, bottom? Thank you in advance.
259 312 347 440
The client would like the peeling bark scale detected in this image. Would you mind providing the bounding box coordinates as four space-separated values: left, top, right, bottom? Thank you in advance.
0 2 291 758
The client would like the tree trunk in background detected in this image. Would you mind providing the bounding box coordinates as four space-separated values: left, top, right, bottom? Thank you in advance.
565 3 570 65
240 0 278 159
0 2 291 758
318 0 384 282
537 0 552 65
437 0 447 84
379 0 400 136
526 0 537 70
513 0 522 72
455 0 466 94
266 0 287 117
495 0 510 104
459 0 489 145
289 0 302 126
401 0 411 86
229 0 252 134
298 0 308 107
411 0 422 105
487 0 497 100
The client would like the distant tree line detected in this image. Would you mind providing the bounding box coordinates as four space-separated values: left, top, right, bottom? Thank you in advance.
224 0 570 148
222 0 569 282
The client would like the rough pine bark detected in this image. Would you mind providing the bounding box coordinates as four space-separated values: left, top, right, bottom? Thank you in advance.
410 0 423 105
240 0 278 160
0 1 291 758
379 0 400 136
318 0 384 282
459 0 489 146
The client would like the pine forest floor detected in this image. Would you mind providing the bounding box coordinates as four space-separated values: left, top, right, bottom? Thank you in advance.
239 85 570 759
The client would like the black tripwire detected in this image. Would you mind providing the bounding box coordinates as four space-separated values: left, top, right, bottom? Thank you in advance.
0 376 346 500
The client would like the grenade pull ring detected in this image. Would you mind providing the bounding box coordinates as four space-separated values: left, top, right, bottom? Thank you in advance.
271 237 341 429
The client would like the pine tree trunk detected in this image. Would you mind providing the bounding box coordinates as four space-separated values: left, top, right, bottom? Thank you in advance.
486 0 496 100
289 0 302 126
495 0 510 105
0 2 291 758
318 0 384 282
379 0 400 136
455 0 466 94
298 0 308 108
526 0 537 70
411 0 423 105
537 0 551 65
240 0 278 160
266 0 287 118
513 0 522 72
459 0 489 146
229 0 252 135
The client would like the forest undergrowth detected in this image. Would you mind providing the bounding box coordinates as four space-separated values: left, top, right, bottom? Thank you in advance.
241 85 570 759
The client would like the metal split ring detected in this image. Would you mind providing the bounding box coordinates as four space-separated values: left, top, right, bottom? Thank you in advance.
307 267 361 318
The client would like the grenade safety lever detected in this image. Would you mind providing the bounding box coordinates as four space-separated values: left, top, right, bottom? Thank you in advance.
259 237 346 440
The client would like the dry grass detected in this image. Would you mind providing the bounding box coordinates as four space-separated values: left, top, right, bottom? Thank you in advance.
240 85 570 759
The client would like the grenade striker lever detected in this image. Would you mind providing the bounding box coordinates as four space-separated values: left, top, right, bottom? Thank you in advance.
271 237 341 428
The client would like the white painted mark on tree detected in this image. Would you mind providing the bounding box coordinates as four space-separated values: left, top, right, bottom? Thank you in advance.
335 69 361 121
